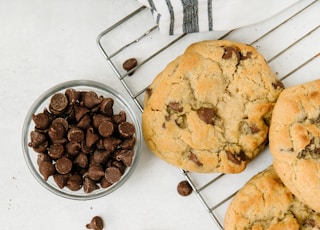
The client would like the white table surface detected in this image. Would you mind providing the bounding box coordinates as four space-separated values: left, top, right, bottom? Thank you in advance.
1 0 319 230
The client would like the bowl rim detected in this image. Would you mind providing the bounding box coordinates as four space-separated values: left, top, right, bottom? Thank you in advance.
22 79 142 200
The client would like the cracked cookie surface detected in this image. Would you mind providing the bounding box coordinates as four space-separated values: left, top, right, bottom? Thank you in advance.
224 166 320 230
142 40 283 173
269 79 320 212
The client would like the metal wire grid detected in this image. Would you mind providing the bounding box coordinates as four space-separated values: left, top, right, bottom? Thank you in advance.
97 1 320 229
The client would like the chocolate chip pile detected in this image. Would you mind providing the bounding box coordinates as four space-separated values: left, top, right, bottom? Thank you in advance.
28 88 136 193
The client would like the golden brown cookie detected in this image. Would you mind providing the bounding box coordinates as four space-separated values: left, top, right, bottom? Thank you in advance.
142 40 283 173
224 166 320 230
269 79 320 212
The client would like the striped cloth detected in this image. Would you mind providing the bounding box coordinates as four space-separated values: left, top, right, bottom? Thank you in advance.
137 0 299 35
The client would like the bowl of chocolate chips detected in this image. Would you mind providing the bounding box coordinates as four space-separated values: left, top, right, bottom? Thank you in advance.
22 80 141 200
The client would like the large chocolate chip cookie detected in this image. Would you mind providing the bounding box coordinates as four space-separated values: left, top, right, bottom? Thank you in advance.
270 79 320 212
224 166 320 229
142 40 283 173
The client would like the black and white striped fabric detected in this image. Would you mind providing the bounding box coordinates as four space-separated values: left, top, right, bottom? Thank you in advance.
137 0 299 35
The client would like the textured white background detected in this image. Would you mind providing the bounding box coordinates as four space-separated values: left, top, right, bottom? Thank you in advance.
1 0 319 229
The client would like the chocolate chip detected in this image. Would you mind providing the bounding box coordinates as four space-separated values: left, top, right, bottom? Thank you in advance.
249 123 260 134
47 143 65 159
65 141 81 156
146 88 152 98
105 167 122 184
103 138 121 152
100 98 114 116
115 150 134 167
83 177 99 193
65 88 80 105
118 122 135 138
175 115 187 129
100 177 112 188
189 152 203 166
32 112 50 130
74 104 89 121
226 150 246 165
85 127 100 147
120 137 136 150
37 152 52 166
53 173 70 189
49 93 68 115
93 149 110 164
77 114 91 129
123 58 138 76
28 131 47 148
222 46 240 61
48 122 66 142
86 216 104 230
67 127 84 142
240 52 253 60
39 161 55 181
168 102 183 112
82 91 102 109
87 164 105 181
98 120 114 137
55 157 72 174
52 117 69 131
177 180 193 196
196 107 217 125
32 140 48 153
74 152 89 168
272 80 285 90
112 111 126 125
66 174 82 191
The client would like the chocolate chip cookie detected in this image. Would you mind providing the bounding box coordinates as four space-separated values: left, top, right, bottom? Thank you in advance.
224 166 320 229
142 40 283 173
269 79 320 212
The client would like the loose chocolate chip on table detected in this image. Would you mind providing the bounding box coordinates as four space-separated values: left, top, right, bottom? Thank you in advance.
122 58 138 76
86 216 104 230
177 180 193 196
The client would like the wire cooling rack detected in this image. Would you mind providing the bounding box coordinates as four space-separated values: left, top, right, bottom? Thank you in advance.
97 1 319 228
